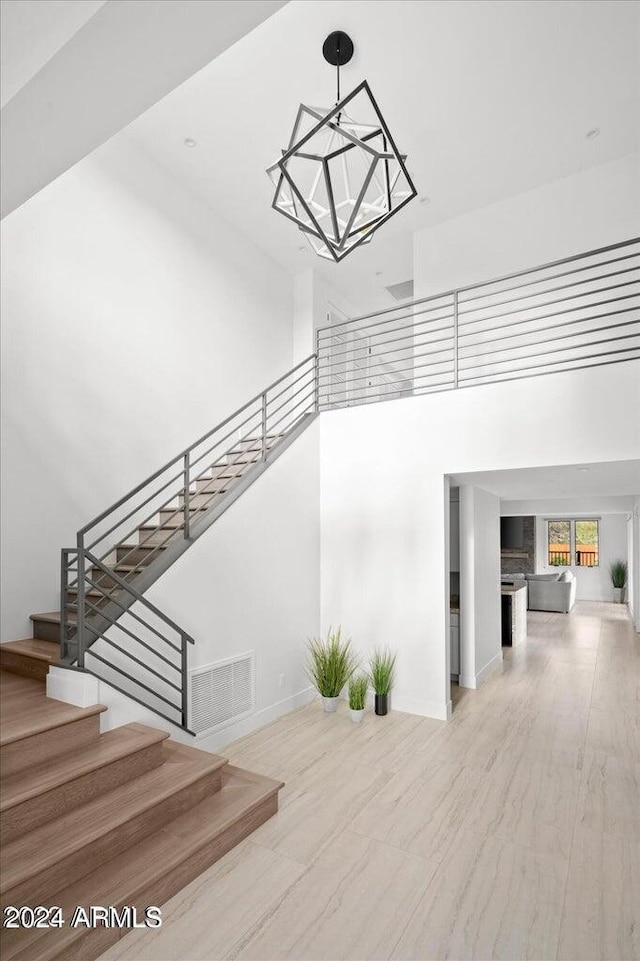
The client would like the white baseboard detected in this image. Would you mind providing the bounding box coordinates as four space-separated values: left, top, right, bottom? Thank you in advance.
47 666 99 707
195 687 316 752
459 651 502 690
391 693 452 721
95 676 317 750
339 688 451 721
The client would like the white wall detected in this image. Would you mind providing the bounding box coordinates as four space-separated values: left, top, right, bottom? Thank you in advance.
459 485 501 688
631 497 640 632
414 154 639 296
0 136 294 640
626 513 635 623
321 361 640 721
91 420 320 750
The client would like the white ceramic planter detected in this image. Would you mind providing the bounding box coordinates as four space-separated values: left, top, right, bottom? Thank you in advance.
612 587 624 603
350 708 365 723
321 696 339 713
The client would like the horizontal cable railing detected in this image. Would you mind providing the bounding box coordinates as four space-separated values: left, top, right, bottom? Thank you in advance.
60 354 318 730
316 238 640 409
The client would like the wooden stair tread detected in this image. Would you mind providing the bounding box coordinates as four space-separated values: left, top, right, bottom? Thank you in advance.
117 542 168 551
3 765 283 961
138 520 184 531
0 671 45 695
0 723 169 812
0 741 228 895
29 611 74 625
0 639 59 664
65 587 110 598
0 684 106 748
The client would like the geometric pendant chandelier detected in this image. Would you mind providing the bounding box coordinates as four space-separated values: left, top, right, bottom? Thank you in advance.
266 31 417 263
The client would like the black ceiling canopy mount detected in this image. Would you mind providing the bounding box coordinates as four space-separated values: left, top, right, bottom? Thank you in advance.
322 31 354 67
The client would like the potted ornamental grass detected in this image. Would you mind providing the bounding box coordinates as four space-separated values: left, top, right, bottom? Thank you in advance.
348 674 368 723
609 560 628 603
369 647 397 716
306 627 357 712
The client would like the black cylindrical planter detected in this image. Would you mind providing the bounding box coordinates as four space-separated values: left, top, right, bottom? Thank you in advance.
374 693 389 716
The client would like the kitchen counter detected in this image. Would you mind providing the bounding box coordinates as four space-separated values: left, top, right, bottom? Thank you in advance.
501 583 527 646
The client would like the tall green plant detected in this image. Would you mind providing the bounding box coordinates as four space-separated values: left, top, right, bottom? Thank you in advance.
369 647 397 695
609 560 628 589
348 674 368 711
306 627 357 697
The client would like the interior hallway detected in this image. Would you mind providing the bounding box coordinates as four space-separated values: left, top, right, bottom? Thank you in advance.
101 602 639 961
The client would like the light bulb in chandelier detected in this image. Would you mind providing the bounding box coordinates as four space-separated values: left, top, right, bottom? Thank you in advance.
266 31 417 263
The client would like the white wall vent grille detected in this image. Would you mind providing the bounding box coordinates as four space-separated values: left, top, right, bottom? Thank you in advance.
189 652 254 736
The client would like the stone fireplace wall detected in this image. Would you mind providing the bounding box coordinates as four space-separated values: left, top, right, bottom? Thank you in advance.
501 516 536 575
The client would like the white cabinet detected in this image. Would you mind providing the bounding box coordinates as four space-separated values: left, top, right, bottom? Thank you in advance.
450 612 460 676
450 498 460 572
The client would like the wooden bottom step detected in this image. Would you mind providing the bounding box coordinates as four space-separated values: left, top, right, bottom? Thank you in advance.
2 766 283 961
1 722 169 843
0 742 227 909
0 672 106 778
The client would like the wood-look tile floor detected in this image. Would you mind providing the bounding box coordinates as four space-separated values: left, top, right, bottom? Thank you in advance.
100 602 639 961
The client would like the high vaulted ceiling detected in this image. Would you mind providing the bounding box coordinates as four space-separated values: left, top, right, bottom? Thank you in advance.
0 0 288 217
0 0 106 108
120 0 640 310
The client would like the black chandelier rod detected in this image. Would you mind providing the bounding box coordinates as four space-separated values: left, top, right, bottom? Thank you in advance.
322 31 354 105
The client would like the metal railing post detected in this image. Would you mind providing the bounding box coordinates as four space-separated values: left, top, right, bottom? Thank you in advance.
76 536 85 669
181 636 189 729
315 329 321 411
261 391 267 461
60 550 68 661
453 290 459 389
183 452 190 539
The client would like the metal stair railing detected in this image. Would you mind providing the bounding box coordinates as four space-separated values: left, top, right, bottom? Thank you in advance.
316 238 640 409
60 353 318 731
61 549 195 730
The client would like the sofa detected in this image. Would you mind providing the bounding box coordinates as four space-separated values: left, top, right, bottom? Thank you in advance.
501 571 576 613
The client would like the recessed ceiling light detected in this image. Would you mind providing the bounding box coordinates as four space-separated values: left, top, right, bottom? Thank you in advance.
578 467 589 472
183 137 197 148
585 128 600 140
298 245 307 252
375 270 383 277
419 196 430 204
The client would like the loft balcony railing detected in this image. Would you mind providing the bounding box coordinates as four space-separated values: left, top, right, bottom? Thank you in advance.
316 238 640 409
60 237 638 730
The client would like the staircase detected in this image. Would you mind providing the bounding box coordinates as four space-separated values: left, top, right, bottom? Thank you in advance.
0 647 282 961
47 354 319 731
32 431 292 647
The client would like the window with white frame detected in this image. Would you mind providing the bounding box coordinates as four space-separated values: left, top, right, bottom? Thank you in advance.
547 519 599 567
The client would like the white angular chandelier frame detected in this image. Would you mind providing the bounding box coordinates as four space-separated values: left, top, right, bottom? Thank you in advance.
267 41 417 263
